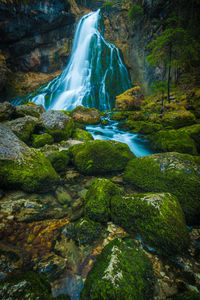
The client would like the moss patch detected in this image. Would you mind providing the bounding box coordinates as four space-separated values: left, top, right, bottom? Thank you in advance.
111 192 189 256
123 153 200 225
80 238 154 300
70 140 135 175
85 178 121 223
32 133 54 148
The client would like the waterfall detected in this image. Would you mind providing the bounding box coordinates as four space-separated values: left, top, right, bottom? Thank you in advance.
29 9 131 111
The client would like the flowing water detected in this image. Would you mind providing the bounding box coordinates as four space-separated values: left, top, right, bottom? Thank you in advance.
17 9 154 157
86 116 154 157
27 9 131 111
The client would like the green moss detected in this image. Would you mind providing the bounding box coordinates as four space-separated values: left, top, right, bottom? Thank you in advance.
118 120 162 134
150 129 198 155
70 140 135 175
110 112 128 121
123 153 200 225
80 238 154 300
85 178 121 223
0 271 70 299
162 110 196 129
32 133 54 148
0 149 60 193
64 217 102 245
46 150 70 173
111 192 189 256
173 291 200 300
72 128 94 141
45 120 74 142
178 124 200 152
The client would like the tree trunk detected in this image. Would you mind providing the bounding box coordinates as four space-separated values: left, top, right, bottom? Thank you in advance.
167 46 172 103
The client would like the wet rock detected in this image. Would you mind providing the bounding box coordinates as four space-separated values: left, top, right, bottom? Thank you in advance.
85 178 121 223
63 217 102 245
0 102 15 121
124 152 200 225
80 238 154 299
55 186 72 205
111 192 190 256
65 169 81 183
15 103 45 118
71 106 101 125
70 140 135 175
0 271 67 300
0 190 69 223
5 115 38 144
0 124 59 192
39 110 74 142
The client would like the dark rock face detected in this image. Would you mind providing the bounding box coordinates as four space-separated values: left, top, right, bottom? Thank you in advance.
0 0 75 74
102 0 171 94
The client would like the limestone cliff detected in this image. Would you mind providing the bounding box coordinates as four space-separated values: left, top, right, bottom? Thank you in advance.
102 0 170 95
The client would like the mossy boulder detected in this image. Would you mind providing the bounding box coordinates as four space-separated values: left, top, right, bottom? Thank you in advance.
39 110 74 142
72 128 94 141
0 271 69 300
124 153 200 225
138 122 163 134
46 150 70 173
118 120 162 134
0 102 15 121
115 86 142 111
5 116 38 144
0 124 59 192
15 103 45 118
71 105 101 125
162 110 196 129
149 129 198 155
85 178 121 223
110 112 128 121
178 124 200 152
63 217 102 245
32 133 54 148
70 140 135 175
111 192 189 256
80 238 154 300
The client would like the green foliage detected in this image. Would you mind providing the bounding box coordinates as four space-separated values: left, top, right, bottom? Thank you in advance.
128 3 144 22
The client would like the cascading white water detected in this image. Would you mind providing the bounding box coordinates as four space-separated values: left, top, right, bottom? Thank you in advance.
27 9 131 111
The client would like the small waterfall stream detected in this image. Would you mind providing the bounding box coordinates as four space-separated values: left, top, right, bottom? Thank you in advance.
29 9 131 111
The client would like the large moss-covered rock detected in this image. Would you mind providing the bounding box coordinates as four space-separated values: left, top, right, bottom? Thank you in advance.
0 102 15 121
178 124 200 152
72 128 94 141
0 271 69 300
32 133 54 148
0 124 59 192
5 116 38 144
70 140 135 175
80 238 154 300
162 110 196 129
111 192 189 256
124 153 200 225
149 129 198 155
118 120 162 134
115 86 142 111
85 178 121 223
39 110 74 142
15 103 45 118
71 106 101 125
46 150 70 173
63 217 102 245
